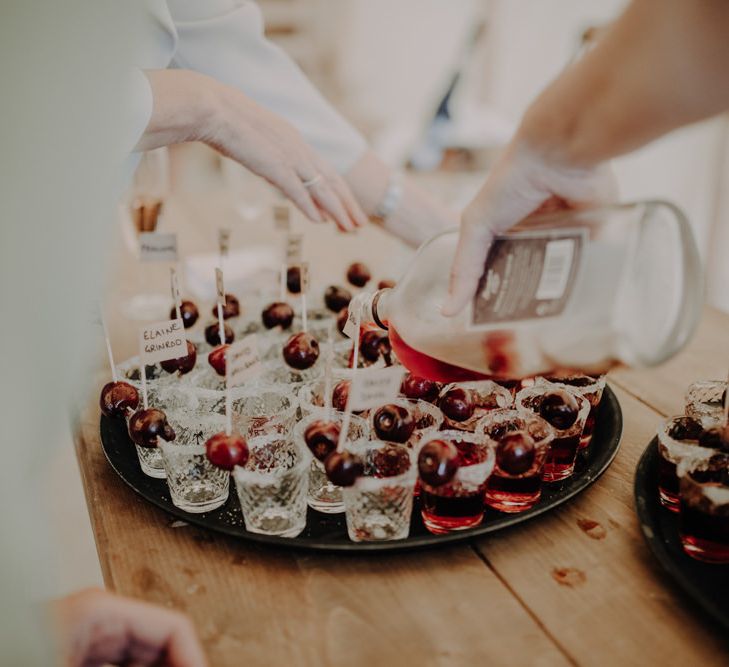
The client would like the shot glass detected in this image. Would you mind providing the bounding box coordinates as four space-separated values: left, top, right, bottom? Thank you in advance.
657 416 717 512
369 398 443 451
293 411 369 513
159 414 230 513
419 430 496 534
685 380 727 429
477 409 554 513
677 455 729 563
233 435 311 537
536 375 606 448
258 359 323 388
231 386 298 438
440 381 513 432
296 368 356 419
343 441 416 542
515 385 590 482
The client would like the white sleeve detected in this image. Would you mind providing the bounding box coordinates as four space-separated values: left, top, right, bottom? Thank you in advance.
166 0 368 173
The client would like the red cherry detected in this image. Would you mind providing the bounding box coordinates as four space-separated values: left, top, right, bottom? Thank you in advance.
211 294 240 320
205 432 249 470
170 300 199 329
304 420 340 462
99 381 139 418
324 285 352 313
261 302 294 329
332 380 350 412
128 408 176 448
208 344 229 377
204 322 234 346
336 307 349 334
360 330 392 365
401 373 441 403
324 450 364 487
668 417 703 441
418 439 459 487
372 404 415 443
346 262 371 288
539 390 579 430
283 332 320 370
287 266 301 294
439 387 475 422
698 425 729 452
496 432 536 475
160 340 197 375
378 279 396 290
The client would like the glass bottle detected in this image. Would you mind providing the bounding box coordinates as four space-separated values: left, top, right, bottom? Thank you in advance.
364 201 702 382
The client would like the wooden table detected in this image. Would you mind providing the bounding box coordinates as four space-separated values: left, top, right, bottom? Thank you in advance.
74 303 729 666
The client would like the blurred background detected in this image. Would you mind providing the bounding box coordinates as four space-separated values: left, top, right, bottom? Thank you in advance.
56 0 729 594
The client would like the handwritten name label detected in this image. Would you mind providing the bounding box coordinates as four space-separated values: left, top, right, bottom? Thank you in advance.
215 268 225 305
139 318 186 363
348 366 405 412
273 205 291 231
227 334 261 387
139 232 177 262
170 268 181 306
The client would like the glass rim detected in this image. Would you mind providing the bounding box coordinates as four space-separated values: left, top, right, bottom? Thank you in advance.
515 385 591 427
535 374 606 394
345 439 417 489
474 408 554 447
368 397 444 435
419 429 496 484
657 416 718 461
292 409 370 441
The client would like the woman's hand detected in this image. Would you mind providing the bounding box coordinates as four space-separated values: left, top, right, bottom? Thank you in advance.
443 136 615 316
54 588 208 667
138 69 367 232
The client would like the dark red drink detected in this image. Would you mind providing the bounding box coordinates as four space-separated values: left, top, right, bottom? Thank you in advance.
657 455 680 512
486 472 543 513
542 434 581 482
389 326 490 384
679 462 729 564
420 435 494 534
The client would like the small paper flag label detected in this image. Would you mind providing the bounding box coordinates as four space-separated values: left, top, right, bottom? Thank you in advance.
299 262 310 293
170 268 181 305
139 318 186 364
139 232 177 262
215 268 225 305
226 334 261 387
218 228 231 257
348 366 406 412
343 293 367 339
285 233 303 264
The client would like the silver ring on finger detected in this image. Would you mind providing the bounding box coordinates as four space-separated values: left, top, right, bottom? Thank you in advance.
301 174 323 189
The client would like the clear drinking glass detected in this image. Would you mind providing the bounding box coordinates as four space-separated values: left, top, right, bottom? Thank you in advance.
233 435 311 537
368 398 443 451
293 411 369 513
677 454 729 563
656 416 717 512
419 430 495 534
439 381 513 432
476 409 554 512
685 380 727 429
515 385 590 482
231 386 298 438
343 441 416 542
536 374 606 448
159 414 230 513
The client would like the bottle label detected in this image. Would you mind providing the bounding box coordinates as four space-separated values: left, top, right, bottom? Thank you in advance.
469 229 586 327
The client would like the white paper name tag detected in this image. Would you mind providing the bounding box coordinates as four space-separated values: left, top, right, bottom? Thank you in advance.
215 268 225 305
139 318 186 363
285 233 303 265
273 205 291 231
139 232 177 262
343 293 367 339
299 262 310 293
226 334 261 387
348 366 405 412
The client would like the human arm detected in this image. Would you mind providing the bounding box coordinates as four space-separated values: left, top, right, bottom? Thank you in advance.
446 0 729 314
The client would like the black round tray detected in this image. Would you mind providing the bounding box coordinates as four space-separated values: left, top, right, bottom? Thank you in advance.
634 439 729 630
100 386 623 553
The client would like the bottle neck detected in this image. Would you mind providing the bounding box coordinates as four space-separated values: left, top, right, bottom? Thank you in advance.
370 288 391 330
